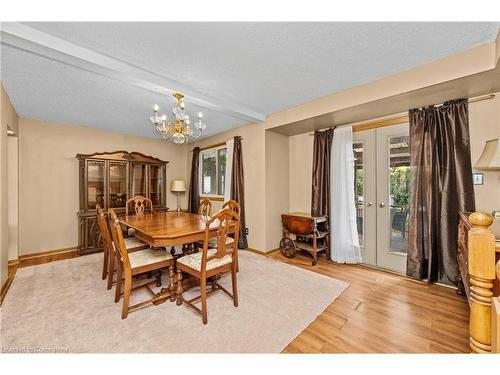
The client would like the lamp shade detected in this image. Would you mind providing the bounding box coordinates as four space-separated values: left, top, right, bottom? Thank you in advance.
170 180 186 192
474 139 500 170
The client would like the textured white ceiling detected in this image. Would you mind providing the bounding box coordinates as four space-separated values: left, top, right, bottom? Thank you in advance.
2 22 499 139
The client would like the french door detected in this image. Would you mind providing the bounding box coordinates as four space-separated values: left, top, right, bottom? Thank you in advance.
353 123 410 273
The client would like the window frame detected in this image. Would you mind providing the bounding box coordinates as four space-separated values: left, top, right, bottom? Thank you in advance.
199 144 227 199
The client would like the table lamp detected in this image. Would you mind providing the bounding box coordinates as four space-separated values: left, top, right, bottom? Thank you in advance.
171 180 186 212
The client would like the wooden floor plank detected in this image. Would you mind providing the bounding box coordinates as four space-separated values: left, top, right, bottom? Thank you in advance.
266 251 470 354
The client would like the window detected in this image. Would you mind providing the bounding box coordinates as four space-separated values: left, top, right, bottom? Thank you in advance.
199 145 227 197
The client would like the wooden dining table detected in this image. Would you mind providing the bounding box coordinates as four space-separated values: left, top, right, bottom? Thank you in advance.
117 211 221 250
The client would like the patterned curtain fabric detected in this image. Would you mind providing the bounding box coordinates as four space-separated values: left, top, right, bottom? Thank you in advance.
311 128 335 217
230 136 248 248
188 147 200 214
407 99 475 285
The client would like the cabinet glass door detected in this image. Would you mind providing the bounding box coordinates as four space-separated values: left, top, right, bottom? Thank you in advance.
109 162 127 208
131 163 147 198
87 160 105 210
149 165 165 206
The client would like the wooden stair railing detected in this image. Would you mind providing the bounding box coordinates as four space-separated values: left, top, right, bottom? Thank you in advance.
492 241 500 353
468 212 497 353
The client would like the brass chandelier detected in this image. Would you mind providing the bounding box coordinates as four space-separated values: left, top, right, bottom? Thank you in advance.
150 93 206 144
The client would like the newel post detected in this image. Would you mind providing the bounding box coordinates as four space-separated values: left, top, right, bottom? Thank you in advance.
468 212 496 353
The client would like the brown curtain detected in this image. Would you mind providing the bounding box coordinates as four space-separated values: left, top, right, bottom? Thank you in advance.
188 147 200 214
311 129 334 217
231 136 248 248
407 99 475 285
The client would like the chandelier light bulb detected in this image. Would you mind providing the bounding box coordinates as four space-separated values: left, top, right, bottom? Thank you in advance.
154 104 159 112
198 112 203 119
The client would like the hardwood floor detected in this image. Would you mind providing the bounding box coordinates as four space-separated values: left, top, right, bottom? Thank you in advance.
266 250 470 353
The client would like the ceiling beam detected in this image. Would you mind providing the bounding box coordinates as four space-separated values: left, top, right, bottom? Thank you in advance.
0 22 266 123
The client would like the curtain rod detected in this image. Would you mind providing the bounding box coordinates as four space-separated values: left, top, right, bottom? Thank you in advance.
308 93 496 135
189 137 243 152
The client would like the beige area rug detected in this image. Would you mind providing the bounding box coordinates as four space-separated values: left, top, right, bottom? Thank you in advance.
0 251 348 353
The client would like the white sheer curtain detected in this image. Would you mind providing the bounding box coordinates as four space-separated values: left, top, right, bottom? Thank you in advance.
224 138 234 202
330 127 361 263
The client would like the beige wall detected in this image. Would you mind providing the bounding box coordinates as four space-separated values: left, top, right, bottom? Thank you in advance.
470 92 500 212
8 136 19 261
265 130 289 250
188 123 267 251
288 92 500 215
1 84 19 289
289 133 314 213
18 118 188 255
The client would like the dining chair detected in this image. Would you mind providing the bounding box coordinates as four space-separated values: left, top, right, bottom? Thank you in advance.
207 200 240 249
96 204 149 290
198 198 212 216
125 195 154 237
126 195 154 216
108 208 176 319
175 207 240 325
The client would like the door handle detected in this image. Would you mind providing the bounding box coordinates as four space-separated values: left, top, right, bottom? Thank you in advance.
379 202 386 208
366 202 373 207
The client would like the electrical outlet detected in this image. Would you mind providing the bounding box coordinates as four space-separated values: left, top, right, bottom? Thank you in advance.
245 227 249 235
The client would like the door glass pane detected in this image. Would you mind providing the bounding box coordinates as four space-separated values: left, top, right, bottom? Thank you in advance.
353 142 364 247
149 165 164 206
109 162 127 208
217 148 227 196
87 161 104 210
131 164 147 197
389 135 410 254
201 149 217 195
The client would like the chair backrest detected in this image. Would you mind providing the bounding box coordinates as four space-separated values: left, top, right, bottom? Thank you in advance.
96 204 114 258
108 208 132 271
222 200 240 216
126 195 153 216
200 208 240 274
198 198 212 216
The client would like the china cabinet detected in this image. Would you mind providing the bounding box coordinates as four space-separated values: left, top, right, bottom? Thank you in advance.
76 151 169 255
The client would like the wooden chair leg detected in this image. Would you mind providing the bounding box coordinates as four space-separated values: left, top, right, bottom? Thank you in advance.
231 262 238 307
102 250 108 280
176 270 183 306
115 262 123 303
200 276 208 325
168 266 176 302
121 275 132 319
107 253 115 290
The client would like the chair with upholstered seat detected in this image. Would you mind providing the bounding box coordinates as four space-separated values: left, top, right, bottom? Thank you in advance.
207 200 240 249
125 195 154 237
108 208 176 319
175 208 240 325
126 195 154 216
96 204 150 290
